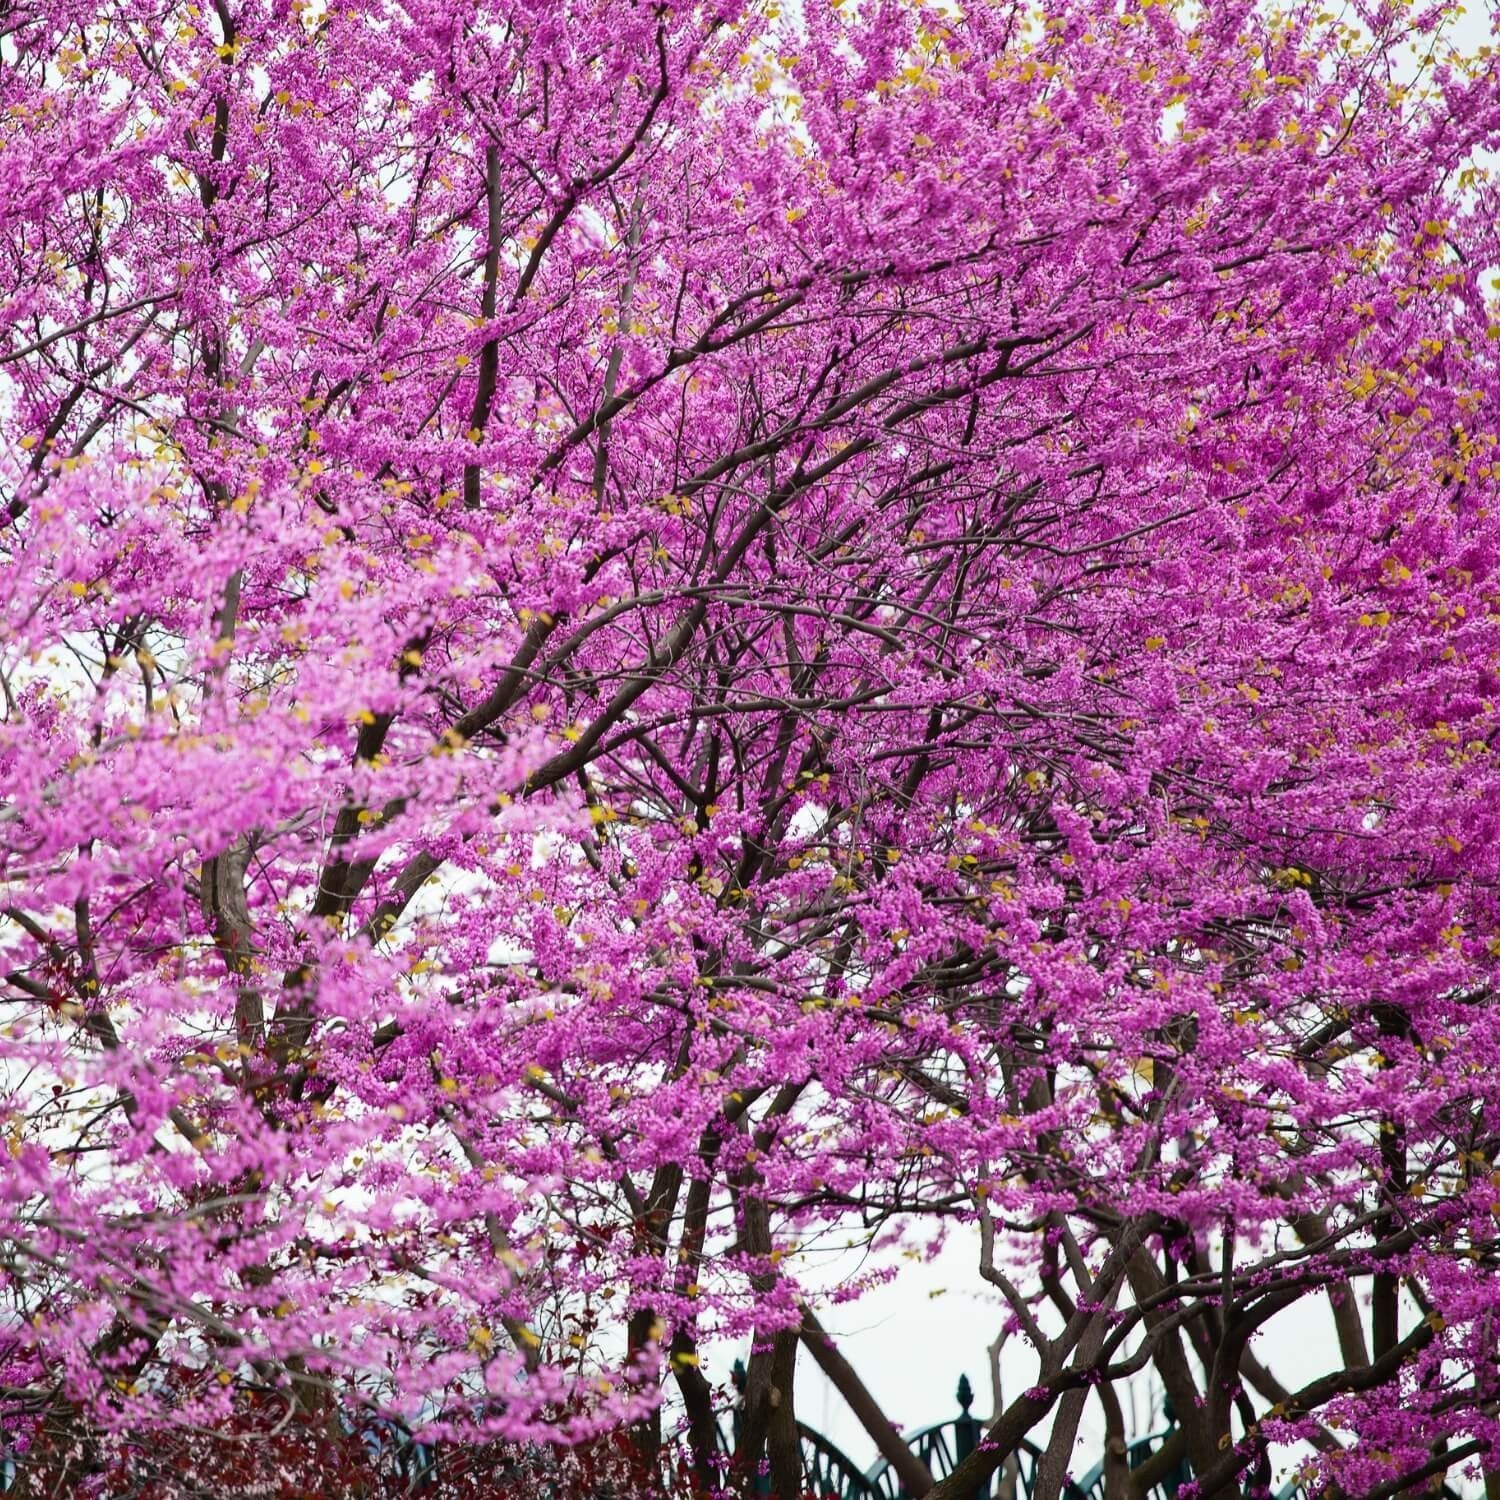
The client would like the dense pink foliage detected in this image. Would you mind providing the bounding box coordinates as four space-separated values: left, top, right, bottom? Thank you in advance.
4 0 1500 1493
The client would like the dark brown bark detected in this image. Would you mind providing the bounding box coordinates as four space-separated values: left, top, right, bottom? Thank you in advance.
1096 1381 1132 1500
765 1329 802 1500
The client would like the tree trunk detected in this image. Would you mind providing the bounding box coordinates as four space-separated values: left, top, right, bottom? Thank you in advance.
799 1306 934 1495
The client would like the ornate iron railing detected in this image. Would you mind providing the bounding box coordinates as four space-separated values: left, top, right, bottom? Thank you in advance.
9 1366 1466 1498
862 1375 1045 1500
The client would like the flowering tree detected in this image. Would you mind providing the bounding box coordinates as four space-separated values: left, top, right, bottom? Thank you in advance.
4 0 1500 1493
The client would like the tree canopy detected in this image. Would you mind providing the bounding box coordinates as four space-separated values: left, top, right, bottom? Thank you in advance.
4 0 1500 1494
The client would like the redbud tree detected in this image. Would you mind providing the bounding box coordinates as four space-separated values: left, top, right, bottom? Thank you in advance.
4 0 1500 1494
